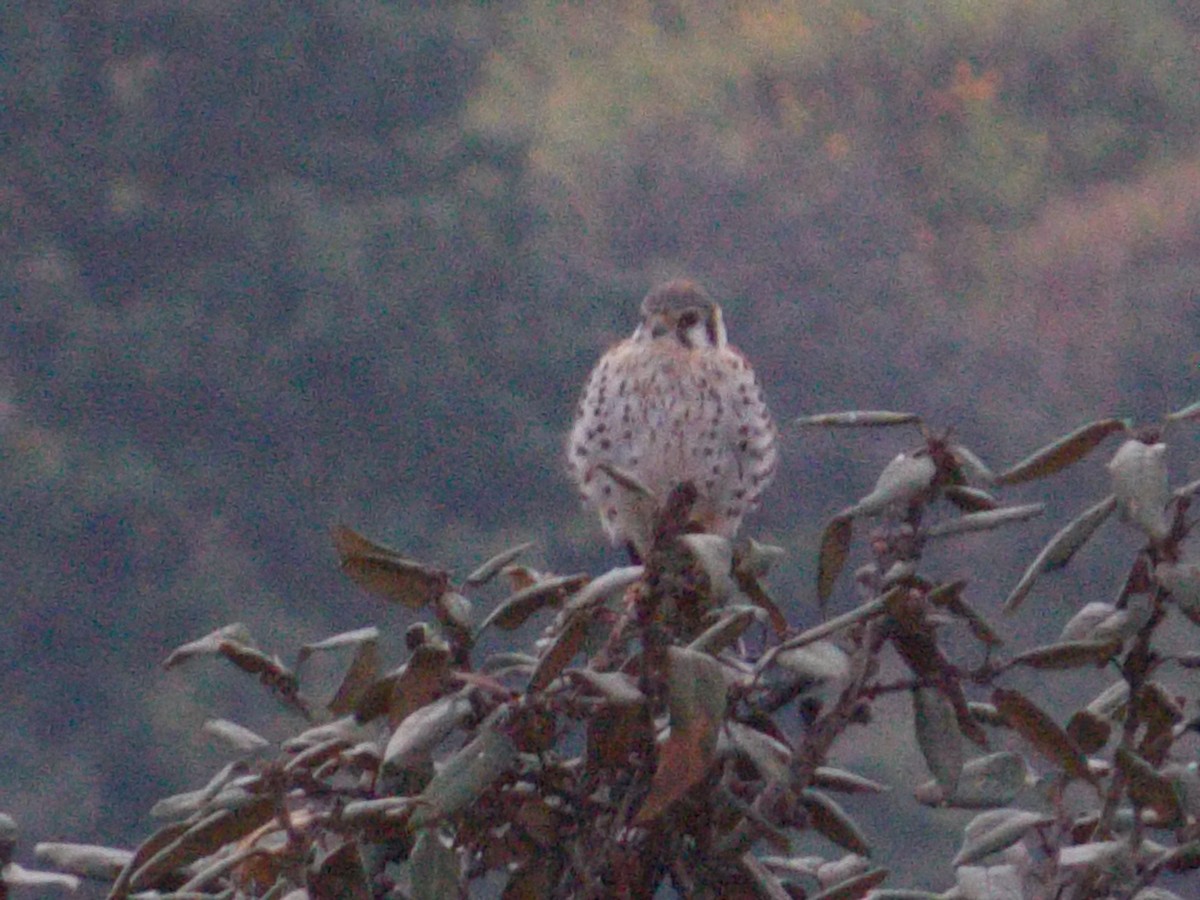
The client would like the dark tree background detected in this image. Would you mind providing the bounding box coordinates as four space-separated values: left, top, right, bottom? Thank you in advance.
3 0 1200 889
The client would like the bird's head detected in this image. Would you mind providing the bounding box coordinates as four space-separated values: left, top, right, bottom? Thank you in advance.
636 280 727 350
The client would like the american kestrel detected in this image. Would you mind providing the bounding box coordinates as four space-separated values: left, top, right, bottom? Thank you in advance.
568 280 777 557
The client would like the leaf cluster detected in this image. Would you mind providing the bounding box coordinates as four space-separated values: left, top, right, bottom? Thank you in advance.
9 405 1200 898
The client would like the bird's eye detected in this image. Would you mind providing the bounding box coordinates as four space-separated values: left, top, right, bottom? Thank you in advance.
678 311 700 329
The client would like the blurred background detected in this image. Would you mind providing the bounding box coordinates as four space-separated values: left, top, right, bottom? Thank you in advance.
3 0 1200 891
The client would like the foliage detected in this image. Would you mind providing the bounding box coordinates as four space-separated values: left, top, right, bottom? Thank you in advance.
7 405 1200 898
5 0 1200 891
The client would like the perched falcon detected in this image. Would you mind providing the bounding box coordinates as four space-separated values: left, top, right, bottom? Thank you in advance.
568 280 777 557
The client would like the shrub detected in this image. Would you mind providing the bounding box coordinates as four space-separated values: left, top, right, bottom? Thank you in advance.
9 405 1200 899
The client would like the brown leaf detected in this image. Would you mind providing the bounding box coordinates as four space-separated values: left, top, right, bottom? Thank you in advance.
949 443 996 485
732 567 788 636
309 840 370 900
1134 682 1183 765
332 524 449 607
1117 748 1183 826
527 610 590 694
355 642 451 726
478 573 588 633
215 642 304 711
327 639 380 716
817 515 853 607
632 719 712 825
798 789 871 855
995 418 1128 486
128 800 276 892
927 581 1003 647
1006 639 1122 671
501 856 563 899
586 703 654 773
106 820 192 900
1066 710 1111 755
687 607 757 654
633 648 726 824
944 485 1001 513
992 688 1092 783
807 866 889 900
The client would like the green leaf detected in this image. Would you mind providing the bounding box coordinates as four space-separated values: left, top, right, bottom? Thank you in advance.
1058 840 1128 870
1108 438 1171 541
383 694 472 773
915 751 1027 809
952 808 1052 866
1156 562 1200 623
723 722 791 784
411 719 517 827
1002 495 1117 613
566 669 644 706
201 719 270 754
411 828 461 900
465 540 536 586
849 451 936 516
914 687 963 792
33 843 133 883
795 410 921 427
927 581 1003 647
298 626 380 661
1165 399 1200 424
943 485 1001 513
923 503 1043 538
812 767 889 795
162 623 254 669
563 565 643 613
678 533 735 601
687 606 756 654
0 862 80 892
